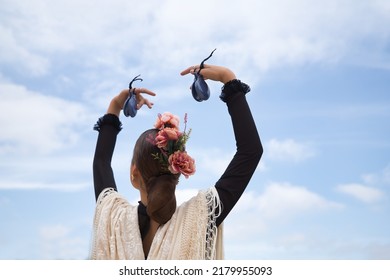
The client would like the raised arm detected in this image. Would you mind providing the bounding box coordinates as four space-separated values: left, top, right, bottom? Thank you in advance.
92 88 155 201
181 65 263 226
214 81 262 225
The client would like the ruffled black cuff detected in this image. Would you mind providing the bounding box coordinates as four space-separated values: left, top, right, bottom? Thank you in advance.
93 114 122 132
219 79 251 103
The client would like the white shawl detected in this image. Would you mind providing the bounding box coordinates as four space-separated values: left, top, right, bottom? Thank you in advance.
91 187 224 260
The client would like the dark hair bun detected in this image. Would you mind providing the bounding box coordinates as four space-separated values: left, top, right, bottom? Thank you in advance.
146 174 178 224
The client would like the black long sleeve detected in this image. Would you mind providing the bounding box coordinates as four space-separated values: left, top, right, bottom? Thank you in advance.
92 114 122 201
214 84 263 226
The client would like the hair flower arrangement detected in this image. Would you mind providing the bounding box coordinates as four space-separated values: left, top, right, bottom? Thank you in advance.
149 112 196 178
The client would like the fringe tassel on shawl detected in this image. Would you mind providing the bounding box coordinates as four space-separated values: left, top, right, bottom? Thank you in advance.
204 187 223 260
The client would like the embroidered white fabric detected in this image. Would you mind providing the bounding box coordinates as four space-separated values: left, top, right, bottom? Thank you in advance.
90 187 223 260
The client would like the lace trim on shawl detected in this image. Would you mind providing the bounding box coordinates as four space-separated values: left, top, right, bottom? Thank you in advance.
90 187 114 260
204 187 222 260
90 187 145 259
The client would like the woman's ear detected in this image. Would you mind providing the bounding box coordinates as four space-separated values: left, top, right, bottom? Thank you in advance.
130 164 140 189
130 164 148 204
131 164 146 189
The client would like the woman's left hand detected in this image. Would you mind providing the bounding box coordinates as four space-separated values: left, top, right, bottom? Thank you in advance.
180 64 236 84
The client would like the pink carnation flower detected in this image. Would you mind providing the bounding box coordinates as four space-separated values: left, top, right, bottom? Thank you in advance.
168 151 196 179
154 112 180 130
155 128 182 149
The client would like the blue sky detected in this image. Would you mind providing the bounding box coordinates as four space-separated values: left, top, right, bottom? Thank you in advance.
0 0 389 259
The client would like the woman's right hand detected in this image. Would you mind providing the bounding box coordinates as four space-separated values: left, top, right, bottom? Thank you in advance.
132 87 156 110
107 88 156 117
180 64 236 84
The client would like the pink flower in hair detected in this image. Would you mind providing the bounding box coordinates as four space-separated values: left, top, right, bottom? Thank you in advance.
155 128 182 149
151 112 195 179
168 151 196 179
154 112 180 130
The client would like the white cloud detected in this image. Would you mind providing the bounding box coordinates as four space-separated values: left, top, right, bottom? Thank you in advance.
1 0 390 81
0 25 50 76
40 224 71 240
226 182 342 236
191 147 235 177
336 183 384 204
194 147 266 176
147 179 342 256
267 138 316 162
256 182 343 218
227 232 390 259
0 181 90 191
39 224 88 259
362 164 390 186
224 181 343 258
0 80 95 191
0 149 94 191
0 81 91 155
